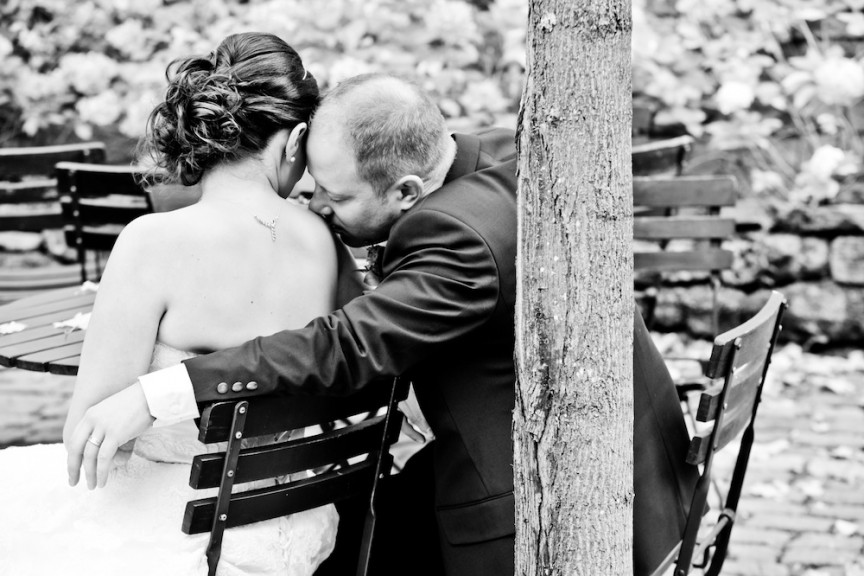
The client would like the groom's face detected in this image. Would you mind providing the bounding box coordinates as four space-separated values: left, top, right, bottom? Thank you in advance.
306 121 402 247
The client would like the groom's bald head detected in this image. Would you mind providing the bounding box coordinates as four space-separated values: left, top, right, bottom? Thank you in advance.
311 73 451 195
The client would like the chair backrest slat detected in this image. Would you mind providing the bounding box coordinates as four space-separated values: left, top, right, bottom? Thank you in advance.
634 217 735 240
190 414 397 489
633 173 739 334
687 395 757 466
0 143 106 234
0 210 64 232
63 226 130 252
0 142 106 180
56 162 152 199
62 199 151 226
197 385 397 443
183 459 379 535
0 180 58 203
697 354 767 421
632 136 693 176
633 176 737 207
634 249 733 272
690 381 760 466
704 293 786 379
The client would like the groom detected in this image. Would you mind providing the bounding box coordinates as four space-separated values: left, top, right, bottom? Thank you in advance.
69 73 697 575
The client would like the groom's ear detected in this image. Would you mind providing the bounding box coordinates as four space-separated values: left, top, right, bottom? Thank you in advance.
388 175 424 211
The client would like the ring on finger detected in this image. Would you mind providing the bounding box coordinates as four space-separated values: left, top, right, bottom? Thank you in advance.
87 435 103 448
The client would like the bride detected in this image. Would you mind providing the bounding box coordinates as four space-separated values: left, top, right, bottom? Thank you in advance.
0 32 348 575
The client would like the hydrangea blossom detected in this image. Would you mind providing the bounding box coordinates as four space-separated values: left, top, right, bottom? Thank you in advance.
0 36 12 59
715 81 756 115
58 53 119 95
76 92 122 127
813 54 864 106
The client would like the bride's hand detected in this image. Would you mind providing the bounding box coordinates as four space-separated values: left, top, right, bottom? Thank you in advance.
65 382 155 490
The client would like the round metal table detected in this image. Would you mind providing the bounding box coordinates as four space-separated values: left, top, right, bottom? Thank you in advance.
0 285 96 375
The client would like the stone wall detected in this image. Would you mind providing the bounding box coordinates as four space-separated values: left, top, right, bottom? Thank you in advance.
648 193 864 348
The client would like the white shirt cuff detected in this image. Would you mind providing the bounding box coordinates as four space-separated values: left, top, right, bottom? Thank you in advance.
398 383 435 442
139 363 200 427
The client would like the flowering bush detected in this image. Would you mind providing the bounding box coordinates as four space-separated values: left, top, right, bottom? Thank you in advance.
634 0 864 205
0 0 526 149
5 0 864 207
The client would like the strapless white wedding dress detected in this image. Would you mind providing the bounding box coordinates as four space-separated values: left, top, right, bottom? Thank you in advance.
0 342 338 576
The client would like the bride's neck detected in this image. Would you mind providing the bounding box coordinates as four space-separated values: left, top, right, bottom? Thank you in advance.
198 161 284 208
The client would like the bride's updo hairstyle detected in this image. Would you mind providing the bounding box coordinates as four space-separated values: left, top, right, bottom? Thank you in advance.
140 32 318 186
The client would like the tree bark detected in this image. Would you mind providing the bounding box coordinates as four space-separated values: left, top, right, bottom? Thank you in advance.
514 1 633 575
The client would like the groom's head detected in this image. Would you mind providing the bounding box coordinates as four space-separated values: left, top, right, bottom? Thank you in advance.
306 73 452 247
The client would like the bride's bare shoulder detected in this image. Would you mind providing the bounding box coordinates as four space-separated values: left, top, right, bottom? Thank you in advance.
109 200 334 262
283 201 337 253
104 208 209 270
112 209 191 247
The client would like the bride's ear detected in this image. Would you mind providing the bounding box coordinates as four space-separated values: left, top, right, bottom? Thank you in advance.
285 122 308 164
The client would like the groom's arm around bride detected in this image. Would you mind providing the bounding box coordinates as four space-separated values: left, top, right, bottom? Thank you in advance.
69 72 698 576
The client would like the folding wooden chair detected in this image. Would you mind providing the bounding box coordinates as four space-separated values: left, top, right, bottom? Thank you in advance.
633 175 739 337
0 143 106 299
0 142 106 232
55 162 154 282
183 376 410 576
632 105 655 139
632 136 693 177
649 291 787 576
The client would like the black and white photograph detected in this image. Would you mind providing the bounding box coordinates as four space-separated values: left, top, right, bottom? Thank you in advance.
0 1 862 574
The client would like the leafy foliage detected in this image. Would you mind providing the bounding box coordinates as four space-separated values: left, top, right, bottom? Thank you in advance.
0 0 526 147
634 0 864 204
4 0 864 206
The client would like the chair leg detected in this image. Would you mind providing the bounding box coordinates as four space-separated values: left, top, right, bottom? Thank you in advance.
704 520 734 576
710 274 721 336
205 402 248 576
701 424 754 575
355 500 376 576
674 472 712 576
642 285 659 331
77 246 88 283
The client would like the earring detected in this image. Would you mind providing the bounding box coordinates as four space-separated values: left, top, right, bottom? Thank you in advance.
289 156 296 163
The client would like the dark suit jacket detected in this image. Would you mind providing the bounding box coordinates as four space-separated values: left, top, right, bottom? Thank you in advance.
183 128 697 575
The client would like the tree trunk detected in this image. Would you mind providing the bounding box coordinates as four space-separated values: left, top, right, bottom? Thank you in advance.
514 1 633 575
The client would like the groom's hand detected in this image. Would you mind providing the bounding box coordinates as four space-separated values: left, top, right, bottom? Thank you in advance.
66 382 155 490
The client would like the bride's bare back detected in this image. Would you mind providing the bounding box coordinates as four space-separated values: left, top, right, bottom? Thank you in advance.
69 189 338 422
146 197 337 352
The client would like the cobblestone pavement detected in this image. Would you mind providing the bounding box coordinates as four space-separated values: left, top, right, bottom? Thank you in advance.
1 342 862 575
661 340 864 576
0 369 74 448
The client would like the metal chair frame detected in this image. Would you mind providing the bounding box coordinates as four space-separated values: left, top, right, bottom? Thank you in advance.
185 377 409 576
650 291 787 576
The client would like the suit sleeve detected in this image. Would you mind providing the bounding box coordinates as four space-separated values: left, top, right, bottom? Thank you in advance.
184 208 501 401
